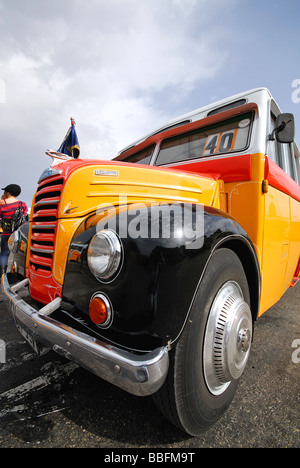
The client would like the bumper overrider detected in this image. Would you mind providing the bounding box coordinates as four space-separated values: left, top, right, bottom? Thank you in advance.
1 274 169 396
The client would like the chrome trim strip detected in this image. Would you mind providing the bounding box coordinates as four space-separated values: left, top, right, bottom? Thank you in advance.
89 180 203 194
30 247 54 254
31 224 57 230
1 274 169 397
34 200 60 207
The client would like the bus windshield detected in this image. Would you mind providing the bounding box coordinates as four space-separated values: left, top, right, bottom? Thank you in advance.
155 112 253 166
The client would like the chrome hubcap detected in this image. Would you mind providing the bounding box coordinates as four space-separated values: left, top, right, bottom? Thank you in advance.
203 281 252 395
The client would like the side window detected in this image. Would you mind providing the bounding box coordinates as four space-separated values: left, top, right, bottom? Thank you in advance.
278 142 297 181
294 144 300 184
287 144 297 181
121 145 155 165
270 112 298 182
296 156 300 184
268 116 279 164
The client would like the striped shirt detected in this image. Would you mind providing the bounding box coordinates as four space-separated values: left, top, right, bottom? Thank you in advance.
0 201 28 236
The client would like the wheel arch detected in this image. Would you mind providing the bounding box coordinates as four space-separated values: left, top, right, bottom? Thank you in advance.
213 236 261 321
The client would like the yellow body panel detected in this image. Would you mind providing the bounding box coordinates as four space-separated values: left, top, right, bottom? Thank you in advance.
260 186 291 314
58 164 221 218
52 218 83 284
52 163 222 285
225 153 265 267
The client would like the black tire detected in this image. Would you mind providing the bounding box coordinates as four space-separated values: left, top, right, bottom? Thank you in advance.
153 248 252 436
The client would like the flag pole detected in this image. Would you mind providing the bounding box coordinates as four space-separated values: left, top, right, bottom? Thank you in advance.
70 117 75 158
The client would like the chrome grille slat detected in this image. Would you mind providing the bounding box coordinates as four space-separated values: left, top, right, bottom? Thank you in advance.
34 199 60 207
31 224 56 230
30 247 55 254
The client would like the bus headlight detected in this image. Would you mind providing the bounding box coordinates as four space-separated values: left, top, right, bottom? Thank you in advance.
87 229 122 281
8 230 21 254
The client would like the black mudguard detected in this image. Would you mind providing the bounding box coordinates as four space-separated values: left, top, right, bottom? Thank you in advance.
62 204 258 352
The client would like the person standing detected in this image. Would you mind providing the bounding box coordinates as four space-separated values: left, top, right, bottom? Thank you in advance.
0 184 28 276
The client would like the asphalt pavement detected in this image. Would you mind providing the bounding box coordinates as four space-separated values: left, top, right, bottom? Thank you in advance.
0 280 299 449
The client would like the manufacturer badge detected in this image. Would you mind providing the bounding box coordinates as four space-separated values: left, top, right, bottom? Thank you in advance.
94 169 119 177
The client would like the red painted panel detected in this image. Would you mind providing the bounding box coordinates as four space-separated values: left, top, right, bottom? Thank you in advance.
264 157 300 203
166 153 252 183
28 268 62 304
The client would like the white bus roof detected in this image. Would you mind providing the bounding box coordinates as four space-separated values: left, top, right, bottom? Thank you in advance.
118 88 274 155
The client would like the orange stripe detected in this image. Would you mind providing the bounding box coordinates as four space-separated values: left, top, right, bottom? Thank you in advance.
230 128 238 150
215 133 223 153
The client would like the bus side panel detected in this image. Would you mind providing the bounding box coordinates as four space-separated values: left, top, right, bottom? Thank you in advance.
227 153 300 317
226 152 265 274
259 186 291 315
284 196 300 289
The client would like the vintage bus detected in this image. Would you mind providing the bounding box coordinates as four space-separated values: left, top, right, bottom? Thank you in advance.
2 87 300 435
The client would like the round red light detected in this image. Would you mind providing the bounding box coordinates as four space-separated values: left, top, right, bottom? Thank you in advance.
89 296 111 326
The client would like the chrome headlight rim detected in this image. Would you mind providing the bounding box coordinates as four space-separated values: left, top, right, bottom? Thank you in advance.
8 230 22 254
87 229 123 283
89 292 113 329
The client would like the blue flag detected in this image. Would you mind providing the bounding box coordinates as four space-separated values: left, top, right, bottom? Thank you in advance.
58 118 80 158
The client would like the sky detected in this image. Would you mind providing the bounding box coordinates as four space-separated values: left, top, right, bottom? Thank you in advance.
0 0 300 207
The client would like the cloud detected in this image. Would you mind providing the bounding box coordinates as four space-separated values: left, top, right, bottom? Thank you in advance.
0 0 236 203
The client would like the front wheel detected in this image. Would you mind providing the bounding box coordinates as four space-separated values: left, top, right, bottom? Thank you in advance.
153 248 253 436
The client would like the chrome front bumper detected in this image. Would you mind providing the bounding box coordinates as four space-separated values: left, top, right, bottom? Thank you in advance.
1 274 169 396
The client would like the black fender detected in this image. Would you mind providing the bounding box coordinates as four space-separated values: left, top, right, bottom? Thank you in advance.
62 203 260 352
